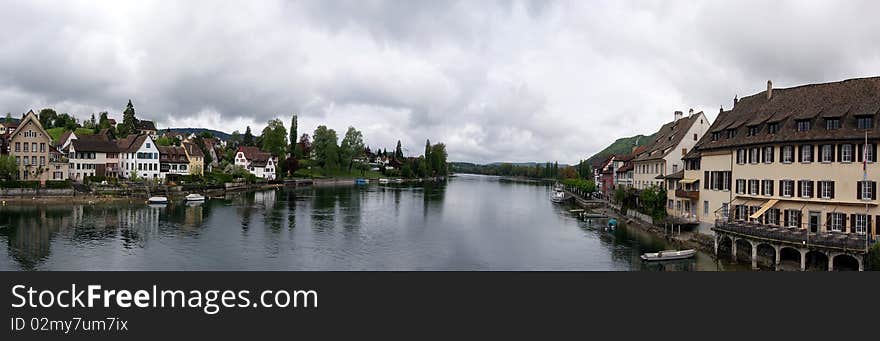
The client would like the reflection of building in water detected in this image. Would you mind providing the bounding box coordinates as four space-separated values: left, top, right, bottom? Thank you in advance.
183 203 204 228
116 205 161 242
0 206 76 270
253 190 276 207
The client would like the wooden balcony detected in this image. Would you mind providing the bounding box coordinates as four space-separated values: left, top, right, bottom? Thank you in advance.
675 189 699 200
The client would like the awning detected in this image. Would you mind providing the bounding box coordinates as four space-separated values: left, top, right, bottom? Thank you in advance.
679 178 698 184
749 199 779 219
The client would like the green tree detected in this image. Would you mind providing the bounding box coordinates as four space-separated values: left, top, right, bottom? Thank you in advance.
430 143 447 176
38 108 58 128
312 125 339 170
340 126 364 172
424 139 433 176
119 100 137 137
3 112 11 124
243 126 254 146
395 140 404 159
289 114 298 154
260 119 288 158
0 155 16 180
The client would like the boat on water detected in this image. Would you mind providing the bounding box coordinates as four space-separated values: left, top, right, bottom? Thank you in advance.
185 193 206 202
355 178 368 185
640 249 697 262
550 189 566 203
392 179 405 184
147 196 169 204
378 178 390 184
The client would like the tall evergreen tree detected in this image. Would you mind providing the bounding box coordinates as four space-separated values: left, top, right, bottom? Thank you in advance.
424 139 432 176
289 114 298 154
119 100 138 137
243 126 255 146
395 140 404 159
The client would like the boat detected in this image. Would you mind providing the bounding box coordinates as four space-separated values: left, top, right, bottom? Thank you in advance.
147 196 168 204
640 249 697 262
355 178 368 185
606 218 618 231
378 178 390 184
185 193 206 202
550 189 566 203
392 179 405 184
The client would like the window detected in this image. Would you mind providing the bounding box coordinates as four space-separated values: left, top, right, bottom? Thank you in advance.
781 180 794 197
820 144 833 163
23 143 28 152
726 129 737 139
749 148 759 164
865 144 876 162
784 210 801 228
14 142 20 152
858 181 876 200
668 199 674 209
857 116 874 129
763 146 774 163
799 180 813 198
703 200 709 215
825 118 840 130
762 180 774 196
14 156 20 165
39 156 45 166
829 213 845 232
854 214 868 235
768 122 779 134
712 132 720 141
40 143 45 153
781 146 794 163
146 143 151 149
747 126 759 136
736 149 746 164
799 145 813 163
819 181 834 199
721 203 729 218
735 205 747 221
841 144 853 162
736 179 746 194
765 208 780 226
796 119 811 132
748 179 759 195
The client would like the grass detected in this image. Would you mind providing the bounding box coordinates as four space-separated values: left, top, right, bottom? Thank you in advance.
46 127 66 142
74 127 94 136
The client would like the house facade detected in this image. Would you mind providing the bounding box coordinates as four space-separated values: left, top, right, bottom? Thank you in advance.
235 146 276 180
181 141 204 176
158 145 190 177
633 110 711 191
8 110 68 182
117 134 162 180
65 135 120 181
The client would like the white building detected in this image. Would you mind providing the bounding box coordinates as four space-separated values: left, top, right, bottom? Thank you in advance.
65 135 121 181
158 145 190 177
235 146 276 180
117 134 162 180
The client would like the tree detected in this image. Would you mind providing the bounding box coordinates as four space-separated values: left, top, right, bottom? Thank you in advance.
424 139 433 176
0 155 16 180
429 143 448 176
260 118 287 158
3 112 11 124
289 114 298 154
38 108 58 128
194 136 213 167
395 140 404 159
312 125 339 170
119 100 138 137
297 133 312 159
340 126 365 172
243 126 255 146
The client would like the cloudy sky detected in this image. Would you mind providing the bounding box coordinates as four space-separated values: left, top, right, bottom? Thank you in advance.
2 1 879 164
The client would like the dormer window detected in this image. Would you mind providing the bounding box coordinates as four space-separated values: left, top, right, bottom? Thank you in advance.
796 119 811 132
711 132 721 141
726 128 737 139
747 126 759 136
825 118 841 130
857 116 874 129
768 122 779 134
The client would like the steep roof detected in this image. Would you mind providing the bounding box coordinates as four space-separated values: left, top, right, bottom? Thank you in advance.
69 134 119 153
116 134 150 153
697 76 880 152
237 146 271 167
136 120 157 131
182 141 204 157
634 112 703 162
158 145 189 163
57 130 74 147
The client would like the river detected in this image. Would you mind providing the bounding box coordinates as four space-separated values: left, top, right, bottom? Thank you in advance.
0 174 750 271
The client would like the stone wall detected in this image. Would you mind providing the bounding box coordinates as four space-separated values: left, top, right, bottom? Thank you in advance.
0 188 74 197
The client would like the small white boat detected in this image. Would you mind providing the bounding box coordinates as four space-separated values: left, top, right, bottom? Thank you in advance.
378 178 390 184
185 193 206 202
550 190 566 203
147 196 168 204
640 249 697 261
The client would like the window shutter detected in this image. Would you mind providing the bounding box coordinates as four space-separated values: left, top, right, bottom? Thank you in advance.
826 213 832 231
783 211 789 227
857 181 863 200
837 144 843 162
704 171 709 189
771 147 775 162
830 181 835 199
873 143 878 162
798 145 803 162
873 181 877 200
797 212 802 228
760 180 764 195
858 144 864 162
747 149 752 164
797 181 802 197
850 214 856 233
770 181 774 196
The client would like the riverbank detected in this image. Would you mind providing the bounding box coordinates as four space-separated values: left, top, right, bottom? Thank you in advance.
562 188 716 257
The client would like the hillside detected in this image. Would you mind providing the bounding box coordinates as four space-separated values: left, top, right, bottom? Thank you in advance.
164 128 231 140
586 133 655 166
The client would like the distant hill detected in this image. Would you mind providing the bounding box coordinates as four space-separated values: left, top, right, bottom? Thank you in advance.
586 133 656 166
163 128 231 140
487 161 570 168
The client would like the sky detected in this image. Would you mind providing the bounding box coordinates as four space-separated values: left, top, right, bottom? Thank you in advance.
1 0 880 164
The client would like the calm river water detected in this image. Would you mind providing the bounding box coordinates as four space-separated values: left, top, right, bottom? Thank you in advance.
0 174 748 271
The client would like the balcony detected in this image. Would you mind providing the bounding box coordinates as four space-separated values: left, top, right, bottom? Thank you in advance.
675 189 699 200
714 220 871 252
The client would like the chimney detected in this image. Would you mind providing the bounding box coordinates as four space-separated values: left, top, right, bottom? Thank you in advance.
688 108 694 117
674 111 683 122
719 106 723 114
733 95 738 107
767 80 773 100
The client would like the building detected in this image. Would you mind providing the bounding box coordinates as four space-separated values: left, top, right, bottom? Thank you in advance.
234 146 276 180
181 141 204 176
0 120 18 135
136 120 158 138
7 110 68 182
65 134 120 181
56 130 77 150
117 134 161 180
632 110 711 191
683 77 880 271
158 145 190 178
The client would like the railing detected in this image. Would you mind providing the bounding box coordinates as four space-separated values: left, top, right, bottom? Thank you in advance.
714 220 871 251
675 189 699 199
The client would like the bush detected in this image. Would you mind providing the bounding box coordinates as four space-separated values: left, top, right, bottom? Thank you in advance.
0 180 40 189
45 180 72 189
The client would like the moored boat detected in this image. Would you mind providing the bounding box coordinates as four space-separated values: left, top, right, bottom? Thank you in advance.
355 178 368 185
148 196 169 204
640 249 697 261
550 189 566 203
378 178 390 184
185 193 206 202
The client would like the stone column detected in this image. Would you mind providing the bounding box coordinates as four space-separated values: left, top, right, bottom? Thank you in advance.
714 236 719 256
800 249 806 271
827 255 834 272
731 239 738 262
751 243 758 270
774 246 781 267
